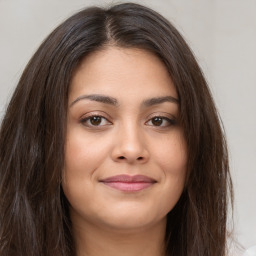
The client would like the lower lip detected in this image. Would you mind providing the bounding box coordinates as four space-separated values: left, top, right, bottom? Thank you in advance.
102 182 154 192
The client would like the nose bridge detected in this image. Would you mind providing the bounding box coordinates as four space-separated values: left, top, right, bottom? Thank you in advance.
121 121 142 150
112 120 149 163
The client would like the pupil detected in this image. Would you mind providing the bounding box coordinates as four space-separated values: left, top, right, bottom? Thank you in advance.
152 117 163 126
91 116 101 126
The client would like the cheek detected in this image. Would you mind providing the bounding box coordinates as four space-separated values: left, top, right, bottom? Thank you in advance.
64 130 110 179
62 131 110 205
153 132 187 211
62 132 110 214
155 131 187 173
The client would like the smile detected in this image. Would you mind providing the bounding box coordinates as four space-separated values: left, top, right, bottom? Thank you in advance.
99 174 156 192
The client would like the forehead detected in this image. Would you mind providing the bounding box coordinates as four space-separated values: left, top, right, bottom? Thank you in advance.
69 46 178 102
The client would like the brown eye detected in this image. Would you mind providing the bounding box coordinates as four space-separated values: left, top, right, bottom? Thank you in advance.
146 116 176 127
80 115 111 127
90 116 102 126
151 117 163 126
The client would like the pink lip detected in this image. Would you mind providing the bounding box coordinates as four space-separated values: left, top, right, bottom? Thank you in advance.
100 175 156 192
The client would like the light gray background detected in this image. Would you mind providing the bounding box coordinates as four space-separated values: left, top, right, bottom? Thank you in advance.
0 0 255 250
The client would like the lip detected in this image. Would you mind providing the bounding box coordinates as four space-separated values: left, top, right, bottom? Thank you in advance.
99 175 156 192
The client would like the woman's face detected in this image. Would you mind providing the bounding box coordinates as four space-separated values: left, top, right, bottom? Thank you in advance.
63 47 187 232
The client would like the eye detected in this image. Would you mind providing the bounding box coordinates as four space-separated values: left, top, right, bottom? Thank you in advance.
80 115 112 127
146 116 176 127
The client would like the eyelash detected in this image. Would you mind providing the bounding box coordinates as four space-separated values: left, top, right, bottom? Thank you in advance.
80 115 176 128
80 115 112 127
145 116 176 127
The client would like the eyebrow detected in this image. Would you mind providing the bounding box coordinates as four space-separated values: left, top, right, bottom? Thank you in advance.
142 96 179 107
70 94 179 107
70 94 118 107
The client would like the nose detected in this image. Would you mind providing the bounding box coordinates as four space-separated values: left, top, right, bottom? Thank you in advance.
111 124 149 164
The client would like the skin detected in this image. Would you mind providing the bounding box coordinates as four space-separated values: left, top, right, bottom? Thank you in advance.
63 47 187 256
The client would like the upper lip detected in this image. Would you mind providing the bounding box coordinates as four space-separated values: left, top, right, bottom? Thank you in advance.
100 174 156 183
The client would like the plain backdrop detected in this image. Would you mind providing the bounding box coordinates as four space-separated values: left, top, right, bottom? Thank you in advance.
0 0 255 251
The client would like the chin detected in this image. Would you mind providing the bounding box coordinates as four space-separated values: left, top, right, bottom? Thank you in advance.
93 207 167 232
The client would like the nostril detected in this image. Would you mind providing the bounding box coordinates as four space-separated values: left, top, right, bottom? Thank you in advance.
116 156 146 161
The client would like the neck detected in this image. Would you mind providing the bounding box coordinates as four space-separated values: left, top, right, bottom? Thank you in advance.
72 218 167 256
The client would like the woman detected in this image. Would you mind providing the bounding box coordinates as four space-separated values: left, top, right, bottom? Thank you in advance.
0 3 233 256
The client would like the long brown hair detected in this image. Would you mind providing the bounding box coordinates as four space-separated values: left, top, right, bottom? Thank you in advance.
0 3 233 256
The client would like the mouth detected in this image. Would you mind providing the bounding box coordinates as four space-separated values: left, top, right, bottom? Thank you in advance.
99 174 157 192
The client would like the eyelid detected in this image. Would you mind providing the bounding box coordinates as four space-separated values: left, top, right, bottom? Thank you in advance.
80 111 112 121
145 113 177 127
80 112 113 128
145 112 176 121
